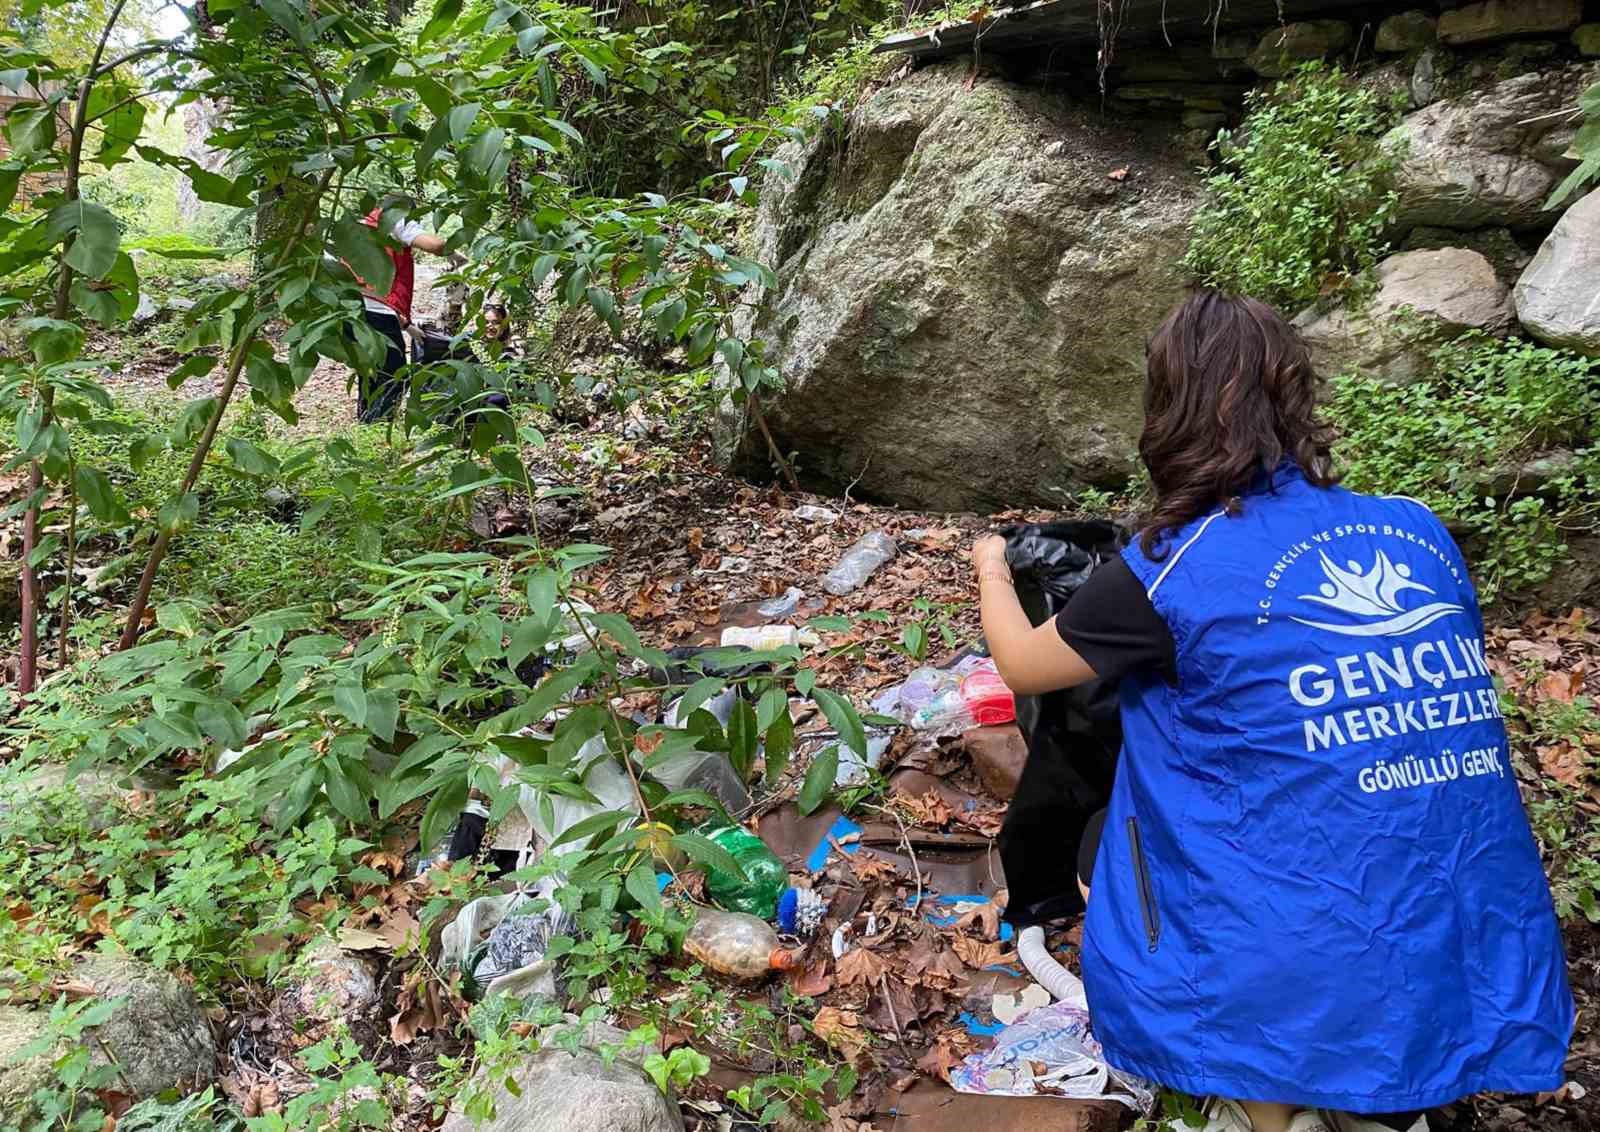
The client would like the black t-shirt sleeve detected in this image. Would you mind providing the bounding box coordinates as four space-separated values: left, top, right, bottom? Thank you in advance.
1054 557 1177 684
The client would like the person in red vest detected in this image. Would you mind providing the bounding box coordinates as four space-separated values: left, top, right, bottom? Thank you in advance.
354 196 448 422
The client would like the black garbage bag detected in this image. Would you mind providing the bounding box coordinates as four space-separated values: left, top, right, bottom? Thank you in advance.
998 519 1128 928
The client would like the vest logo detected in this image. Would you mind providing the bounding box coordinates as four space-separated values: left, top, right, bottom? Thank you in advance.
1291 549 1464 637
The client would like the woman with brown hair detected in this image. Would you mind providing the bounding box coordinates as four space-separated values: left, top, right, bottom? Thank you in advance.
972 290 1572 1132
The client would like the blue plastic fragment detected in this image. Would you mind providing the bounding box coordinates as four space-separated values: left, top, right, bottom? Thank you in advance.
776 887 799 933
804 815 863 873
657 872 672 892
958 1011 1006 1037
911 892 1015 942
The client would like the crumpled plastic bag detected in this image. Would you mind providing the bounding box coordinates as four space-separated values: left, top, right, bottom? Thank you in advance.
1002 520 1123 612
948 1001 1156 1113
440 878 571 1000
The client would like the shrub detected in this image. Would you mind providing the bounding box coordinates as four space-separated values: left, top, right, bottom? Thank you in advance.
1330 332 1600 600
1183 64 1401 310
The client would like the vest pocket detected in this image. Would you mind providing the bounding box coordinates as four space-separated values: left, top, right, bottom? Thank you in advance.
1127 816 1161 953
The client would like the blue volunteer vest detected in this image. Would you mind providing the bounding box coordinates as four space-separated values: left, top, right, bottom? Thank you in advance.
1082 464 1573 1111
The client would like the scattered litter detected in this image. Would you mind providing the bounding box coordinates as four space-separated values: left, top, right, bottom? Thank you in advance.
957 1011 1006 1037
793 505 840 523
439 880 570 1000
777 887 827 936
822 530 898 596
949 1001 1157 1112
804 814 864 872
992 984 1052 1025
684 907 800 978
757 586 807 618
835 730 893 787
701 822 789 918
713 555 751 574
718 623 820 649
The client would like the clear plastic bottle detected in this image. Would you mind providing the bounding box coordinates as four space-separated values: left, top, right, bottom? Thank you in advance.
683 907 801 979
822 531 898 596
700 823 789 919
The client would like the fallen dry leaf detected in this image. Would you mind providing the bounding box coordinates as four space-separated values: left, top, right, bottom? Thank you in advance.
812 1006 869 1060
1541 668 1585 704
835 946 890 988
951 935 1012 971
790 960 834 998
1538 743 1590 789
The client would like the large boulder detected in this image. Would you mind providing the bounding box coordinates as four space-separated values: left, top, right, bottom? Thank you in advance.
1247 20 1353 77
1292 248 1515 381
1385 63 1600 232
1514 189 1600 357
722 62 1201 512
440 1021 683 1132
0 953 216 1116
1437 0 1582 47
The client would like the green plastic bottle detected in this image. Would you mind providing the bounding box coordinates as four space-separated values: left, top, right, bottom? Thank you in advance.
700 823 788 920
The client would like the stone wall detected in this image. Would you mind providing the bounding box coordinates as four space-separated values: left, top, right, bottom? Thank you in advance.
723 2 1600 513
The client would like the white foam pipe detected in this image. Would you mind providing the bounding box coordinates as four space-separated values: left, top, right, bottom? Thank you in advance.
1017 925 1088 1008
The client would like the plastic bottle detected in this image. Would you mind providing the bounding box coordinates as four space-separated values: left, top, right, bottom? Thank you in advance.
822 531 898 596
910 687 975 734
700 823 789 919
683 907 801 979
720 624 800 650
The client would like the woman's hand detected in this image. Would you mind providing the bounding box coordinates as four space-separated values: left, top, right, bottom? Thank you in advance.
971 533 1008 574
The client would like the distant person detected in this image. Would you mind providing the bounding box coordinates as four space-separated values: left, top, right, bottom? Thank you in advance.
972 290 1572 1132
480 302 520 359
354 197 448 423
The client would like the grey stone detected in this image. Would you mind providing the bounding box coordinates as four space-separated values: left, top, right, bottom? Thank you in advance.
195 273 246 291
1247 21 1353 78
164 295 197 314
1210 30 1256 61
1400 225 1534 284
1385 63 1600 231
0 953 219 1118
1377 10 1438 52
1576 24 1600 56
1514 189 1600 356
1293 248 1515 381
290 938 380 1022
1410 46 1443 107
1477 449 1581 498
440 1021 683 1132
718 62 1201 512
1437 0 1582 46
0 1007 53 1117
0 763 139 832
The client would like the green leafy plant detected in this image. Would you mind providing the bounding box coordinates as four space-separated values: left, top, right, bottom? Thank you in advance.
641 1045 712 1095
1545 80 1600 209
12 995 127 1132
1330 331 1600 599
1183 63 1401 309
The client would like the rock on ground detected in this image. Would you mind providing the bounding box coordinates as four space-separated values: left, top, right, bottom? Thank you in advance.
1376 10 1437 53
1 954 216 1115
441 1021 683 1132
1385 62 1600 231
1247 20 1352 77
291 937 380 1021
1437 0 1583 46
721 61 1201 512
0 762 147 832
1292 248 1514 382
1514 188 1600 356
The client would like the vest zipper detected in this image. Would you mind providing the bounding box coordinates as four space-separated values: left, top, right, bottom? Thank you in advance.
1127 816 1161 953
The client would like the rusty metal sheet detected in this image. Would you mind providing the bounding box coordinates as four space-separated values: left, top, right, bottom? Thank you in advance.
879 1079 1127 1132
